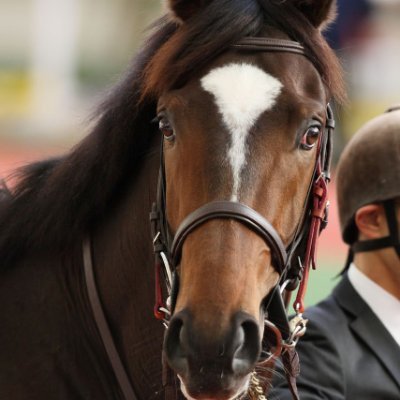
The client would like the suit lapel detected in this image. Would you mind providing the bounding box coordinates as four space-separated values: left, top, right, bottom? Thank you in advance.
334 275 400 389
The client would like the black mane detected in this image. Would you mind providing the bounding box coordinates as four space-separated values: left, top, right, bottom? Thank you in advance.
0 18 174 266
0 1 344 267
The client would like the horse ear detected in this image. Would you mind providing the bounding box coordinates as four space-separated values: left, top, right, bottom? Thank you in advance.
167 0 213 22
293 0 337 30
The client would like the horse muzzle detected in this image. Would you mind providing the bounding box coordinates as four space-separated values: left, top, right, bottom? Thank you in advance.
164 310 261 400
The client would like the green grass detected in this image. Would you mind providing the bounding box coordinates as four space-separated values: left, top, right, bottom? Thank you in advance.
305 268 340 307
303 259 344 307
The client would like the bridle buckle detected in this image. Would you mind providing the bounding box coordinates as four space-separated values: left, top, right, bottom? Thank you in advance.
283 314 308 350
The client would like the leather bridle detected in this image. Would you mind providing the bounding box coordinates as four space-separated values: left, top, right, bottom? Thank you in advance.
82 37 335 400
149 37 335 399
150 37 334 320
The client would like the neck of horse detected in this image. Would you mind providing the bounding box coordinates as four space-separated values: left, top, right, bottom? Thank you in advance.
90 135 165 397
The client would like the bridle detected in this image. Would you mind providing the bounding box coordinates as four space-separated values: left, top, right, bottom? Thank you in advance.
150 36 334 323
149 37 335 398
82 37 335 400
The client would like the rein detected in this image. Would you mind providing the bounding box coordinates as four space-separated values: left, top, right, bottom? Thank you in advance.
83 239 139 400
81 37 335 400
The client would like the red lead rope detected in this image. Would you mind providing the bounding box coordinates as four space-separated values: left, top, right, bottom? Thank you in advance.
293 166 329 313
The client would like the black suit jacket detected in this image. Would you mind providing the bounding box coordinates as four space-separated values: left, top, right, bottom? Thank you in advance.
269 275 400 399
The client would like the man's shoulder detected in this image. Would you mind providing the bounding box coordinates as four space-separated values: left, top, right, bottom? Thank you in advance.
270 276 400 400
296 276 365 347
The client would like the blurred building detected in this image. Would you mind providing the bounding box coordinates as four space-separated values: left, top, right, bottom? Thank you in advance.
0 0 162 143
2 1 400 144
324 0 400 139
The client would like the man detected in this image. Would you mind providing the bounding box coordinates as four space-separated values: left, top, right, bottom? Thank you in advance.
269 106 400 399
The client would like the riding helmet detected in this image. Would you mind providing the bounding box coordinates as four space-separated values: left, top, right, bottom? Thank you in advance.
336 106 400 250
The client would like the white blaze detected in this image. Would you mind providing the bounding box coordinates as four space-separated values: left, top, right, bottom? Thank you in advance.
201 63 283 201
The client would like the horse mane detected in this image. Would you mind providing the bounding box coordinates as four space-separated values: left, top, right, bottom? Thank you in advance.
0 1 344 267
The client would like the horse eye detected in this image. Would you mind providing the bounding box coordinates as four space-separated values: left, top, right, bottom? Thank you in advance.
158 116 175 141
300 125 322 150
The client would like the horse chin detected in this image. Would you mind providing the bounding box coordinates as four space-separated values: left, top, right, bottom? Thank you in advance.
178 374 250 400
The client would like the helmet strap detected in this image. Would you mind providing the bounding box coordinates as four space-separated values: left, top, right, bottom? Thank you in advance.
352 199 400 258
341 248 354 274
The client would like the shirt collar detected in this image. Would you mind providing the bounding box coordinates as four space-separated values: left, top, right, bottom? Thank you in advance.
348 263 400 346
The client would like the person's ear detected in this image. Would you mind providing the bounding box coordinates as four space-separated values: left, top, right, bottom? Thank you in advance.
355 204 387 240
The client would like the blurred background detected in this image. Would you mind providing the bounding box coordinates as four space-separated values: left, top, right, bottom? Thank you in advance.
1 0 399 306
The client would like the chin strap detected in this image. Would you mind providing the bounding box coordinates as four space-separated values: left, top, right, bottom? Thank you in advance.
352 199 400 258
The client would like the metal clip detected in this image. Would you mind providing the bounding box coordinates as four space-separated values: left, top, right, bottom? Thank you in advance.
280 279 291 294
153 231 161 244
283 313 308 350
153 231 173 292
160 252 173 292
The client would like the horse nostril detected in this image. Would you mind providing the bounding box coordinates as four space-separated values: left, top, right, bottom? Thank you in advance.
164 315 188 375
232 318 260 375
164 311 260 380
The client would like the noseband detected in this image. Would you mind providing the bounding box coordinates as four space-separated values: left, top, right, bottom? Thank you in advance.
171 201 287 271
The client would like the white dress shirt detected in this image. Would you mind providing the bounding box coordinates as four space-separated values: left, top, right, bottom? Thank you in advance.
348 263 400 346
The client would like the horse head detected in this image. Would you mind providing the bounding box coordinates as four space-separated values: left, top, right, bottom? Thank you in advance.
145 0 344 399
0 0 345 398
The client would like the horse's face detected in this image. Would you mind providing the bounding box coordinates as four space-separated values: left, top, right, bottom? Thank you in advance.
159 45 327 398
155 2 337 399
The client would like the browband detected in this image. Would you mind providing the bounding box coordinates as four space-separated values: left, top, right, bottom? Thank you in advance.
232 37 306 56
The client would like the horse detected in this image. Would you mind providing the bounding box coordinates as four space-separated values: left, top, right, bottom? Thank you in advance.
0 0 344 399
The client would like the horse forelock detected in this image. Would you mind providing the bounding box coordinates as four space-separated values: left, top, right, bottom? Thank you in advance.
142 0 345 104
